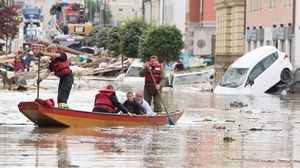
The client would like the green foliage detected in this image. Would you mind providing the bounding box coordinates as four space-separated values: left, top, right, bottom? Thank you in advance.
138 25 184 62
88 26 104 46
107 26 121 57
0 1 4 8
120 18 148 58
94 27 110 49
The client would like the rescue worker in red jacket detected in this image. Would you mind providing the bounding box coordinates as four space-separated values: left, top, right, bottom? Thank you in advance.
139 55 166 115
93 84 130 115
14 50 25 72
39 44 74 109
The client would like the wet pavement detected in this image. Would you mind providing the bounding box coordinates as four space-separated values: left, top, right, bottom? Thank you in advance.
1 77 300 167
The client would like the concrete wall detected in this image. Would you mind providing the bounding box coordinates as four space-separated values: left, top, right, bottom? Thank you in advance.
108 0 137 25
163 0 186 35
185 0 216 55
245 0 294 66
295 0 300 67
193 27 215 55
246 0 293 27
151 0 160 23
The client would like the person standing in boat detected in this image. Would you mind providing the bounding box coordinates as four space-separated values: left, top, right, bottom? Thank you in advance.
139 55 166 115
134 92 154 116
39 44 74 109
123 91 146 115
93 84 131 115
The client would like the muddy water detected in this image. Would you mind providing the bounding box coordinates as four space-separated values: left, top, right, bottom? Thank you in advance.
1 77 300 167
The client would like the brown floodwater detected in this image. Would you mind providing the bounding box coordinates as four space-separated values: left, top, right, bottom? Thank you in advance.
1 77 300 167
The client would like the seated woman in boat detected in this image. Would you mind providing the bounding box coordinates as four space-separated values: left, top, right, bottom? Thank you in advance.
93 84 131 115
135 92 155 116
123 92 146 115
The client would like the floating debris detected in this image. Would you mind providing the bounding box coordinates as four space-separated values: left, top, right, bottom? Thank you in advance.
223 136 235 142
249 125 265 131
203 119 213 122
230 101 248 108
213 124 225 129
111 146 125 153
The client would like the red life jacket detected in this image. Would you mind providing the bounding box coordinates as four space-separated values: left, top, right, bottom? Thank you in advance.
145 64 162 88
94 89 116 113
49 57 71 77
15 53 22 63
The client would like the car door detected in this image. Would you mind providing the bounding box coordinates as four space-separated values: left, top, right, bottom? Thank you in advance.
245 53 278 93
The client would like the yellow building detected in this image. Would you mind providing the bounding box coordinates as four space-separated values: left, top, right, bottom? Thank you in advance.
214 0 245 86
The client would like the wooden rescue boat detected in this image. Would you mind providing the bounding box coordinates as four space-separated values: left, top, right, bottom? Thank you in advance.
18 101 183 127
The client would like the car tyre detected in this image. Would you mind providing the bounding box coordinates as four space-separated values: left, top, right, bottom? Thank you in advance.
281 69 291 83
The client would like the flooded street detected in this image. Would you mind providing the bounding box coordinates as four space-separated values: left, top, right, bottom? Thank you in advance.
1 77 300 167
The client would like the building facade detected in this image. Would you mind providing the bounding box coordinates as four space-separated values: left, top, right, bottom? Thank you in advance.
143 0 186 39
214 0 245 85
107 0 140 26
143 0 160 23
245 0 294 64
143 0 215 57
4 0 15 6
185 0 216 56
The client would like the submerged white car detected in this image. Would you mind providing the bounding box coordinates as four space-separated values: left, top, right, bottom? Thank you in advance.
165 69 214 92
214 46 292 95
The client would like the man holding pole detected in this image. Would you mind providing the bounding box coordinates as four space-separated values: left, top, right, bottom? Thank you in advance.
139 55 166 115
38 44 74 109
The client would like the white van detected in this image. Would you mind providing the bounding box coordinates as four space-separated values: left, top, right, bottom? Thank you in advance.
214 46 292 95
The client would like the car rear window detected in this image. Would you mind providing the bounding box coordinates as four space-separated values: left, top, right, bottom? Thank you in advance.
261 52 278 69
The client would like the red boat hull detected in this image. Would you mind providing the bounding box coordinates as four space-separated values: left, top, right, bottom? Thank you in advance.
18 102 183 127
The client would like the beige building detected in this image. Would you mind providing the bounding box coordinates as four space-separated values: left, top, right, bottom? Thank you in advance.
214 0 245 85
108 0 142 25
144 0 160 23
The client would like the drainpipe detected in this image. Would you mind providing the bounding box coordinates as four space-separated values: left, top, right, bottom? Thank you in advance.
244 0 246 36
200 0 204 27
293 0 296 34
142 0 145 18
292 0 296 64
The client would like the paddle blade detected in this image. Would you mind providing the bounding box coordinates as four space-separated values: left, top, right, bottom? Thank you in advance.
168 117 175 125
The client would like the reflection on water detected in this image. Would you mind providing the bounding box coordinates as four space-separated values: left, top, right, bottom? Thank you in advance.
1 77 300 167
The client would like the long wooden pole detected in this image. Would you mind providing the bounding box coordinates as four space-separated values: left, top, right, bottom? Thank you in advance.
37 55 40 99
38 40 87 56
148 68 175 125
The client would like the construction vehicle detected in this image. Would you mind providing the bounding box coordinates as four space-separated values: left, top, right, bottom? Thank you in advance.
22 6 43 27
50 2 92 36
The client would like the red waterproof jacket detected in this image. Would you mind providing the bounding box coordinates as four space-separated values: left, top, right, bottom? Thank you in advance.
145 64 162 88
94 89 116 113
49 57 71 77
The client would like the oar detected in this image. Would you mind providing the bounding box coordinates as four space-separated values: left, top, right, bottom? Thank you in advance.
36 54 41 99
148 67 175 125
